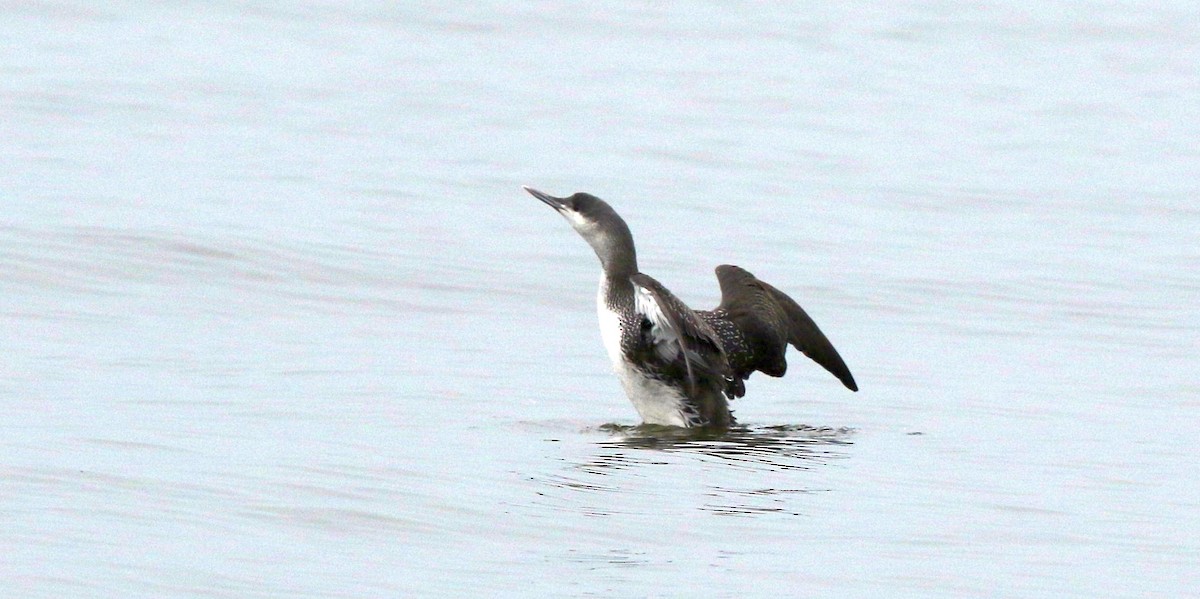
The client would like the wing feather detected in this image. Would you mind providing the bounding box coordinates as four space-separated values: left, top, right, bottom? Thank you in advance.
630 273 730 393
715 265 857 391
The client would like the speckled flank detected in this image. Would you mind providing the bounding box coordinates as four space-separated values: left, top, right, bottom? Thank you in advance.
700 309 747 361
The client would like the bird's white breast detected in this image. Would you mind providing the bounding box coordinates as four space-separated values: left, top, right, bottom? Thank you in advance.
596 274 688 427
596 277 624 367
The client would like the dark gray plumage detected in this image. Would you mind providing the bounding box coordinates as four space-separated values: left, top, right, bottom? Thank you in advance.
701 265 858 398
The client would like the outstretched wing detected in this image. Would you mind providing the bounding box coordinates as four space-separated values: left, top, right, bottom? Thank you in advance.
714 265 857 391
630 272 730 393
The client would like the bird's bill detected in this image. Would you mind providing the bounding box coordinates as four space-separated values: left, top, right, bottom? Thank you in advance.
522 186 566 211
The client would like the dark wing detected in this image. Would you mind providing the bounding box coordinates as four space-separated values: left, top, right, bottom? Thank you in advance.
630 272 730 394
714 265 857 391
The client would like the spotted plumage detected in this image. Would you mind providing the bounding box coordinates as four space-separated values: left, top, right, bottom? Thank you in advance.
526 186 857 428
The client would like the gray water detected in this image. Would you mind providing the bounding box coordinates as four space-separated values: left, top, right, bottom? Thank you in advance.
3 2 1198 597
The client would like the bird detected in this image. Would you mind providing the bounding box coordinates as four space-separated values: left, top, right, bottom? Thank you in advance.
524 186 857 428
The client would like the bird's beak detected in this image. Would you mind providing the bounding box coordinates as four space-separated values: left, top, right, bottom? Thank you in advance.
522 186 565 211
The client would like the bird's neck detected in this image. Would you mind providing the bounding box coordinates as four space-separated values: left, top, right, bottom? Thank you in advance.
598 268 635 310
585 218 638 285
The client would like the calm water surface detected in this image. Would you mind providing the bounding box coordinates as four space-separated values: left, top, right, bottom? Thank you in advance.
3 2 1198 597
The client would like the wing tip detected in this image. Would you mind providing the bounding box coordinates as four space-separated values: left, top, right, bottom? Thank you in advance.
826 355 858 392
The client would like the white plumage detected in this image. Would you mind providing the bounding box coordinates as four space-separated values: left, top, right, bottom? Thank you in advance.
633 282 681 363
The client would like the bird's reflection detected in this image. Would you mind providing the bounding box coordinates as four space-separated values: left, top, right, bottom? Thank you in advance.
591 422 854 472
528 422 855 520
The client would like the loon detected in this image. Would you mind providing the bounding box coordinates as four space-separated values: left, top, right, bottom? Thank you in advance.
524 186 857 428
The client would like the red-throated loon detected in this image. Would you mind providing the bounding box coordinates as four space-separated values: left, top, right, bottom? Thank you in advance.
524 186 857 428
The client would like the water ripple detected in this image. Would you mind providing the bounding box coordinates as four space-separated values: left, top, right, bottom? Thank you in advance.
0 225 471 316
523 424 854 521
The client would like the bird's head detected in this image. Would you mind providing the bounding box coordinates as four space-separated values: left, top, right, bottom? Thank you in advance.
524 186 637 277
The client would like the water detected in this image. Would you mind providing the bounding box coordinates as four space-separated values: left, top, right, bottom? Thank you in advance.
3 2 1198 597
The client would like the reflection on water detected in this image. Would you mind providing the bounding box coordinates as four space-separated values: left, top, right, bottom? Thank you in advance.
595 423 853 471
528 424 854 520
